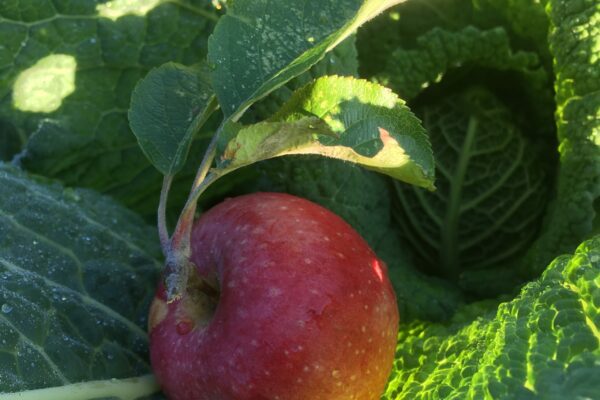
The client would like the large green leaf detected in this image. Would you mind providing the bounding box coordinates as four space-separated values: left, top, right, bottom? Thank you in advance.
357 0 551 79
375 26 547 101
207 0 403 120
0 164 161 397
394 88 549 291
523 0 600 274
383 235 600 399
0 0 219 213
218 76 435 189
128 62 217 175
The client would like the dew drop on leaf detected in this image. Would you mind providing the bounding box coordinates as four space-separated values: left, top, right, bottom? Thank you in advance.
1 303 13 313
62 188 81 202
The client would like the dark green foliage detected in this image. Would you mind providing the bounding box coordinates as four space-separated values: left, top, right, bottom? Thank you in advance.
394 88 549 290
0 164 161 392
0 0 220 218
383 236 600 399
0 0 598 398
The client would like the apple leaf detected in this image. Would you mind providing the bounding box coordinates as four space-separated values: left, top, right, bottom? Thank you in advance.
0 164 161 397
208 0 403 120
216 117 333 169
217 76 435 190
242 35 359 124
128 62 217 176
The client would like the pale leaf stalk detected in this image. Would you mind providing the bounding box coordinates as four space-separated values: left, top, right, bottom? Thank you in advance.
166 123 226 301
158 175 173 254
171 123 223 252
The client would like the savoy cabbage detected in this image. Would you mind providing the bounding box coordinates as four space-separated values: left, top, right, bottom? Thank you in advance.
0 0 598 399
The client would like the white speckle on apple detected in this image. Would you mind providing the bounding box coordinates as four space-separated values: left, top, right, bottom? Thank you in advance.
279 206 288 210
309 288 319 295
347 342 352 348
294 218 301 223
337 252 346 259
303 365 310 372
331 370 341 378
361 326 366 333
227 280 237 288
240 239 248 245
350 375 357 381
268 287 282 297
323 236 330 241
304 258 312 264
251 339 258 346
364 305 369 310
296 378 303 383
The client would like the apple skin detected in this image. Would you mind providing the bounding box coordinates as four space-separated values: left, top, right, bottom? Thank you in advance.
149 192 399 400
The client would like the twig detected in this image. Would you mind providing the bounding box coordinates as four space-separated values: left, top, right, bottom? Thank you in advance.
158 175 173 254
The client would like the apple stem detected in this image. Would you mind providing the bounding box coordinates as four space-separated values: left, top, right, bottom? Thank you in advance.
165 122 227 302
158 175 173 254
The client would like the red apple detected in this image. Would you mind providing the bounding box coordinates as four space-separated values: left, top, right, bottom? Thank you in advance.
149 192 399 400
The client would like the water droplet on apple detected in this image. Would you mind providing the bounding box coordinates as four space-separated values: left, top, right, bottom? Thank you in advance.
176 320 194 335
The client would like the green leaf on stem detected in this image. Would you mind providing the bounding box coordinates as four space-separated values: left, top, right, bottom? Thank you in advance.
217 76 435 190
129 62 217 176
0 164 161 396
208 0 404 120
